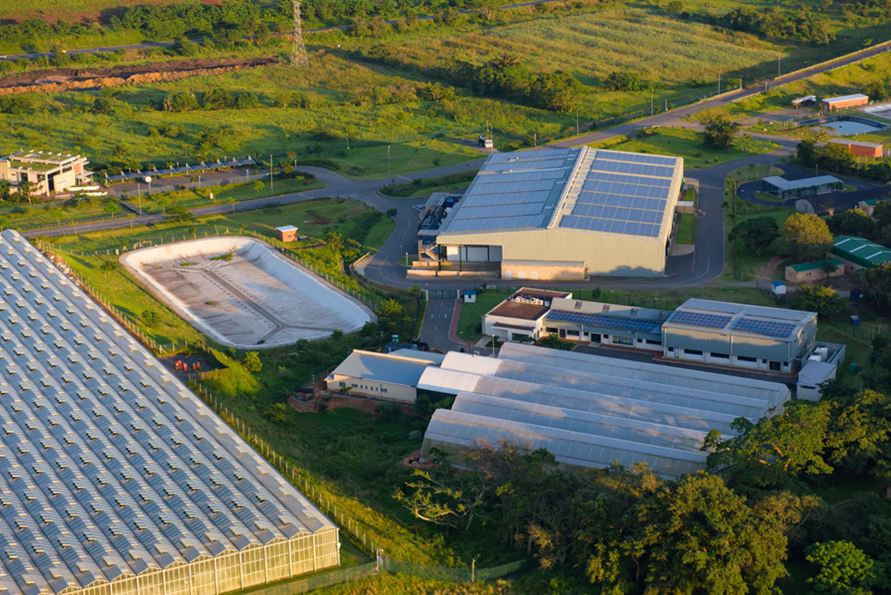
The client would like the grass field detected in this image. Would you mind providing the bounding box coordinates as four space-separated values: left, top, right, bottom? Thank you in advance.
675 212 696 244
590 127 780 169
0 195 123 230
0 0 183 22
380 171 476 198
132 173 323 213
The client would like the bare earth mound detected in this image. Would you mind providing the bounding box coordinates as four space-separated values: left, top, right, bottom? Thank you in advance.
121 237 375 349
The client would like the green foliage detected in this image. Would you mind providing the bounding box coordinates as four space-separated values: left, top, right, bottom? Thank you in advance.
603 70 645 92
792 285 844 319
702 114 739 149
141 308 159 327
720 7 836 45
782 213 833 261
266 401 292 424
798 139 891 184
203 349 260 398
242 351 263 373
729 216 779 256
162 91 200 113
806 541 875 594
828 208 876 238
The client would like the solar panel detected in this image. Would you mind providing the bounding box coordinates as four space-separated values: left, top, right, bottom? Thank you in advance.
595 151 679 167
546 310 662 334
590 159 676 178
583 171 673 188
667 311 731 329
731 317 798 339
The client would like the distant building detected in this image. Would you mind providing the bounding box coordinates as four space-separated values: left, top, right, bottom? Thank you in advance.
276 225 299 242
761 175 844 200
0 150 92 196
791 95 817 108
423 147 684 280
822 93 869 112
833 235 891 270
325 349 444 403
827 139 884 159
784 258 845 284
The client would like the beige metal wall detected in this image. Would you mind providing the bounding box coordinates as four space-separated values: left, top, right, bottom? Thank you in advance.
439 227 669 276
330 374 418 403
75 529 339 595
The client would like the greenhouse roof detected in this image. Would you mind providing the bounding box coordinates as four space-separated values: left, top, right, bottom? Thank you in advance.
0 230 334 594
420 343 789 477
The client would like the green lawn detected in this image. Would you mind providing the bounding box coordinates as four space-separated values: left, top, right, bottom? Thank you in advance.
457 289 513 341
590 127 779 169
131 172 323 214
0 195 123 231
380 171 476 198
675 212 696 244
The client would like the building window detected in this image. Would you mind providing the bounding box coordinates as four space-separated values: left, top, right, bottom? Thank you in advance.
685 349 703 356
567 330 580 337
645 339 662 345
667 347 674 352
545 327 558 334
711 352 730 359
613 336 633 346
737 355 757 363
769 361 781 371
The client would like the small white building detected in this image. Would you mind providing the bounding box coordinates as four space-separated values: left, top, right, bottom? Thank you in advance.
326 349 444 403
482 288 571 341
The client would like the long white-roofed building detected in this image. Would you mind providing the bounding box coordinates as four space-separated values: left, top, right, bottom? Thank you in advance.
426 147 684 280
419 342 789 478
0 230 339 595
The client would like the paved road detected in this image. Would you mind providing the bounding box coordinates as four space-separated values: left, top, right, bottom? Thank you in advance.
418 298 467 352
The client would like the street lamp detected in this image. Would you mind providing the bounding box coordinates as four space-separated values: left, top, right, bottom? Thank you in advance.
144 175 152 196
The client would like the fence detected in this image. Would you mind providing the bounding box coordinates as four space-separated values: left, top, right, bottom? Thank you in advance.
40 226 382 312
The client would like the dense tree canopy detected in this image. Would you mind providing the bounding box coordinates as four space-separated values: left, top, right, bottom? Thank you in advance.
729 216 779 255
782 213 834 260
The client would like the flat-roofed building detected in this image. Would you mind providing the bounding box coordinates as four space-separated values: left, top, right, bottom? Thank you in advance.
428 147 684 280
482 288 571 341
541 297 668 350
761 175 844 199
822 94 869 111
419 343 790 477
0 150 93 196
0 230 339 595
662 298 817 373
325 349 444 403
827 139 884 158
833 235 891 271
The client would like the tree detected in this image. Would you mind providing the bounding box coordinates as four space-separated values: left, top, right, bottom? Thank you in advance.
705 401 834 476
792 285 843 319
242 351 262 373
603 70 645 92
266 402 292 424
252 180 265 193
393 449 490 531
861 263 891 311
92 96 114 115
380 298 405 318
806 541 875 594
702 114 739 149
527 71 581 112
16 179 32 204
729 216 779 255
872 200 891 229
588 473 788 594
162 91 199 112
782 213 833 261
798 138 819 166
0 179 9 202
828 208 876 238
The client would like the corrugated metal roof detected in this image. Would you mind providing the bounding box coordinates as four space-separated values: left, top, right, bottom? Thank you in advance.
823 94 869 103
762 175 843 191
834 235 891 268
0 230 334 594
327 349 439 385
664 298 814 340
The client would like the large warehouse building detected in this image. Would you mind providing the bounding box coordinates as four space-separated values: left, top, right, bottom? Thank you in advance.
418 343 790 477
0 230 339 594
429 147 684 280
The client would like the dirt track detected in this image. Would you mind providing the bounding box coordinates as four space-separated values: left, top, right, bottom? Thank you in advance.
0 56 278 94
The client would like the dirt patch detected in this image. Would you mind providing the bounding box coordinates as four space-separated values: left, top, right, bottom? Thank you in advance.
288 394 416 417
753 256 785 281
0 56 279 95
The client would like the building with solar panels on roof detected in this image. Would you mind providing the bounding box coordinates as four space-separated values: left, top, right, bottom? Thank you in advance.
0 229 339 595
427 147 684 281
662 298 817 373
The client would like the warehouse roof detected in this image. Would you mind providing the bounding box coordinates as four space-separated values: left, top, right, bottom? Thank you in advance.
545 298 669 337
834 235 891 268
762 175 843 191
0 230 334 594
328 349 440 386
664 298 815 340
438 147 682 238
420 343 789 477
823 93 868 104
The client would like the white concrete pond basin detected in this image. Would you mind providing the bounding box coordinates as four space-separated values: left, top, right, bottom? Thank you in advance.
121 237 375 348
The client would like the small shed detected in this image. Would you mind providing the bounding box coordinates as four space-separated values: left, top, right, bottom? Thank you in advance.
276 225 298 242
784 258 844 284
822 94 869 112
827 139 884 159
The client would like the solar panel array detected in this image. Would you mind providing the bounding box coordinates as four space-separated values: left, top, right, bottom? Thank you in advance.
559 149 680 238
731 317 799 339
0 230 338 594
439 148 580 234
545 309 663 335
665 310 733 330
422 343 790 478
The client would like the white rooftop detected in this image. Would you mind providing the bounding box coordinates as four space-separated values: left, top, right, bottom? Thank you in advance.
328 349 442 386
0 230 335 594
420 342 789 477
823 93 869 103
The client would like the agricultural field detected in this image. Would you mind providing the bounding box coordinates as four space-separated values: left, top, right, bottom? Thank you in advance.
0 0 184 22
